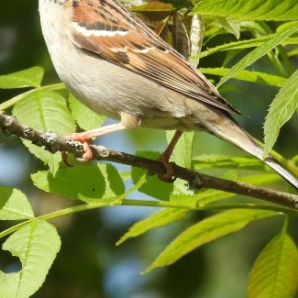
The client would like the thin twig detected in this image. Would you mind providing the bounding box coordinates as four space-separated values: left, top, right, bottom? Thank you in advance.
0 111 297 209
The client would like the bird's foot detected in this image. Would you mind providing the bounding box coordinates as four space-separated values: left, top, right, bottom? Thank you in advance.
156 155 176 183
151 130 182 182
148 154 176 183
63 132 94 164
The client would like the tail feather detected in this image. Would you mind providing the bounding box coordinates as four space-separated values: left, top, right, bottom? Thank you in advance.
202 112 298 190
264 158 298 189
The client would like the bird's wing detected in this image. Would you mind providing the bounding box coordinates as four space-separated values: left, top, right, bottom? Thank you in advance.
69 0 239 114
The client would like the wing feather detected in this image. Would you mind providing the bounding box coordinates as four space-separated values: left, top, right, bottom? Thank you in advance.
69 0 240 114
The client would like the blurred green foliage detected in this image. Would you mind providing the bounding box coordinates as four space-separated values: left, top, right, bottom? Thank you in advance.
0 0 298 298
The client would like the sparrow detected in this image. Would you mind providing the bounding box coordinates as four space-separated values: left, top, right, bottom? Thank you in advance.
38 0 298 189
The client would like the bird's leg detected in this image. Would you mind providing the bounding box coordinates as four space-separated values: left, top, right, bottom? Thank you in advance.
158 129 183 181
66 123 127 161
65 112 141 161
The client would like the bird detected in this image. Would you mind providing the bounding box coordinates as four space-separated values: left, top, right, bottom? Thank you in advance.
38 0 298 189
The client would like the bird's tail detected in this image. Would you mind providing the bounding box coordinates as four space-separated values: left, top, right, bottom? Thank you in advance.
201 112 298 190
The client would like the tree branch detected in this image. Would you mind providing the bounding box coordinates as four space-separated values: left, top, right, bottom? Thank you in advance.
0 111 297 209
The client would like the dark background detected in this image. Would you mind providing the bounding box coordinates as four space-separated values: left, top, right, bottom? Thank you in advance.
0 1 297 297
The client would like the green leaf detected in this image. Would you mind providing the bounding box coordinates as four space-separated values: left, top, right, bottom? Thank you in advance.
248 232 298 298
131 151 173 201
12 90 75 135
31 164 124 202
0 220 61 298
217 17 240 39
0 67 44 89
288 47 298 57
0 186 34 220
22 141 62 175
166 131 194 169
144 209 277 273
12 90 76 174
117 208 188 245
198 35 269 58
217 22 298 87
264 69 298 155
119 172 279 247
192 0 298 21
201 68 287 88
166 131 195 195
192 154 264 170
68 94 105 131
0 83 65 111
196 35 298 59
79 164 125 203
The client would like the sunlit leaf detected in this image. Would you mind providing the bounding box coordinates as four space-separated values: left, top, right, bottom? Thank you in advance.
12 90 76 174
264 69 298 155
131 151 173 201
167 131 195 195
167 131 194 169
119 171 280 246
31 164 124 202
144 210 277 273
192 0 298 21
117 208 188 245
248 231 298 298
0 186 34 220
201 68 287 87
192 154 264 170
68 94 105 131
196 35 298 59
0 220 61 298
217 22 298 87
0 83 65 111
288 47 298 57
0 67 44 89
217 17 241 39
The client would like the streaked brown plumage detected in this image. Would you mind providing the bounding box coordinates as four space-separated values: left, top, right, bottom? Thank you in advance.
39 0 298 189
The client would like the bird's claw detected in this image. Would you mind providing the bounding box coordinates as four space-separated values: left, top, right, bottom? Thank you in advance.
62 134 94 164
147 158 176 183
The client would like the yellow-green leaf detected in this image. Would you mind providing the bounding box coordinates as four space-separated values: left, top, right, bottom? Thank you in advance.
0 67 44 89
144 210 277 273
264 69 298 155
31 164 124 202
248 232 298 298
12 90 76 174
192 0 298 21
117 208 188 246
0 186 34 220
217 22 298 87
68 94 105 131
201 68 287 88
0 220 61 298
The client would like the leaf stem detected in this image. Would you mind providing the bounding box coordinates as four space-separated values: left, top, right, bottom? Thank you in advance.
0 199 122 239
1 198 297 240
122 199 298 215
281 215 289 234
38 199 122 222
